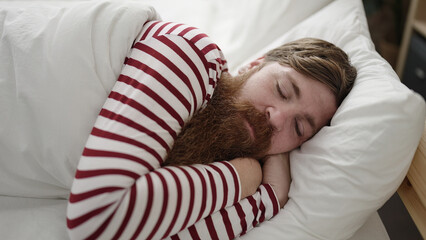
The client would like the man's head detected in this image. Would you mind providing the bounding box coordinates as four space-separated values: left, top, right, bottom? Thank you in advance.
238 38 357 155
165 38 356 166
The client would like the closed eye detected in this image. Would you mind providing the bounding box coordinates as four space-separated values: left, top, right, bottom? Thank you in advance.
295 117 304 137
276 81 287 100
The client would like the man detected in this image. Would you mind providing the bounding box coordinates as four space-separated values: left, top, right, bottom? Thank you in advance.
67 21 356 239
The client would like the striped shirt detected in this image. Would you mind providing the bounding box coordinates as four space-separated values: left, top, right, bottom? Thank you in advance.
67 21 279 240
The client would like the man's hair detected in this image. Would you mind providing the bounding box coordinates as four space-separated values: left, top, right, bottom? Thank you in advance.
264 38 357 105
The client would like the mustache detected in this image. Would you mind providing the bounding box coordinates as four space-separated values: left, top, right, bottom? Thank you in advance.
233 101 274 154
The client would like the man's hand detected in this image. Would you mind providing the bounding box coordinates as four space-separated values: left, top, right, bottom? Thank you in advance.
229 157 262 199
262 153 291 208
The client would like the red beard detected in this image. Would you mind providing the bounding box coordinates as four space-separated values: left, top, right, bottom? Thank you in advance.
164 71 273 166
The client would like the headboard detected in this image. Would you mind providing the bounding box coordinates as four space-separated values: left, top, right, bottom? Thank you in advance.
398 121 426 238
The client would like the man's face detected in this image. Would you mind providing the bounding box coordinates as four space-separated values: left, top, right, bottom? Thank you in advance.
238 62 338 155
165 62 337 166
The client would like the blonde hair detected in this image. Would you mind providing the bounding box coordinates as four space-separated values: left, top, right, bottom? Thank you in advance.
264 38 357 105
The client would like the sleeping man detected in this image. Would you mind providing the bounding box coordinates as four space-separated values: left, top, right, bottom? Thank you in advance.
67 21 356 239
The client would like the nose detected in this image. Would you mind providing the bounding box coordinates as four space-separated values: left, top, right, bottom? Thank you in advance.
266 106 289 132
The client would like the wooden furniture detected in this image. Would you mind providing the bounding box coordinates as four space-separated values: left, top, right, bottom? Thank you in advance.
396 0 426 237
396 0 426 77
398 122 426 238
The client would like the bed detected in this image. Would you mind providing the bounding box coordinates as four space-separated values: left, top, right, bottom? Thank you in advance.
0 0 424 239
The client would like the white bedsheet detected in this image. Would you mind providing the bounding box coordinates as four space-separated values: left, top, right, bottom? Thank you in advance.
0 195 388 240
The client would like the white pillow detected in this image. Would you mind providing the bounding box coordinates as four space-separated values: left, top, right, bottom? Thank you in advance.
240 0 425 239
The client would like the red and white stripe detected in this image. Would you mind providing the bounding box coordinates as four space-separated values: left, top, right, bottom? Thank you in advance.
67 21 279 240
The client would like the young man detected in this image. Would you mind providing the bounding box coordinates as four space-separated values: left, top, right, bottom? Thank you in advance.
67 21 356 239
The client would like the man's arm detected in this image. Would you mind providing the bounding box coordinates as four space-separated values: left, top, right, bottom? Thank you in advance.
262 153 291 208
67 21 280 240
170 155 288 239
230 158 263 198
66 22 244 239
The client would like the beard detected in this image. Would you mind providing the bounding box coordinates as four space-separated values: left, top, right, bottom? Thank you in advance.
164 70 273 166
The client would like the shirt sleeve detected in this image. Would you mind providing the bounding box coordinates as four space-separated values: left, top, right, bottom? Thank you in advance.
66 21 280 240
168 184 280 240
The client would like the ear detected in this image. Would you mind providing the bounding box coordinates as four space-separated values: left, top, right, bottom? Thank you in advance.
238 56 265 74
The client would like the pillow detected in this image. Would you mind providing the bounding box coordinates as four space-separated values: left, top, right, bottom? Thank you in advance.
240 0 425 239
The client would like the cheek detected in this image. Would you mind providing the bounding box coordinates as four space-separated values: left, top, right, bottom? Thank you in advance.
240 78 270 103
241 86 260 103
